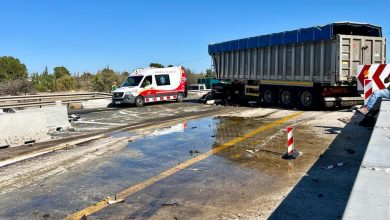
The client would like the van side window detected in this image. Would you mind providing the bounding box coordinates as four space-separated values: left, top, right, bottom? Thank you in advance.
155 74 170 86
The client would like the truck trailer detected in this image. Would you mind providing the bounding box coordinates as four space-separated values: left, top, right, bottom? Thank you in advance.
208 22 386 108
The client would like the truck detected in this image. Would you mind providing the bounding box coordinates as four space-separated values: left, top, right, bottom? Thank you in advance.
208 22 386 108
112 66 187 107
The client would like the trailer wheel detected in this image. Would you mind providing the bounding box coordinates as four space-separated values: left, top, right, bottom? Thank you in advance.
262 88 275 106
135 96 145 107
176 92 184 102
299 90 316 109
279 89 294 108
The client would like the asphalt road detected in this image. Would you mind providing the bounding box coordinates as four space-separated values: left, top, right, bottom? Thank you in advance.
0 102 371 219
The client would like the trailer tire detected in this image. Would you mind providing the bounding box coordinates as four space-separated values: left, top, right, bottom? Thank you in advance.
135 96 145 107
262 88 275 106
176 92 184 102
299 90 317 109
279 89 294 108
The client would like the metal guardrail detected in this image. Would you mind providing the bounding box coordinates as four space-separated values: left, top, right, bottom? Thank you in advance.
0 92 112 109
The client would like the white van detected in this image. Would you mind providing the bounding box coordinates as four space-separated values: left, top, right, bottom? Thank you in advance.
112 66 187 107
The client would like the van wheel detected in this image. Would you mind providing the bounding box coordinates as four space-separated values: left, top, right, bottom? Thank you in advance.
176 93 184 102
135 96 145 107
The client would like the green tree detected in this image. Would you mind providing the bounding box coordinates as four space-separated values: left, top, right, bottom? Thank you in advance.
56 74 77 91
183 68 203 85
205 68 215 78
43 66 49 75
167 64 174 67
31 68 55 92
78 72 93 91
53 66 70 79
149 63 164 68
91 68 118 92
0 56 27 82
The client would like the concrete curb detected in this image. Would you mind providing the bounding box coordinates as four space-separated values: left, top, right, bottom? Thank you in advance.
343 99 390 220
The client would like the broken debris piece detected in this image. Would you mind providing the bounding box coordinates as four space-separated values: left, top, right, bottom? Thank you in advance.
108 198 125 205
322 162 346 170
68 114 81 122
189 149 200 156
161 202 179 207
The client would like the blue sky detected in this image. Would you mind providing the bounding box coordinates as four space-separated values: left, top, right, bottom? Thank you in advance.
1 0 389 74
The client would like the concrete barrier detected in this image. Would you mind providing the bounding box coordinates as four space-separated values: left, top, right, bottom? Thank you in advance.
0 106 71 148
343 99 390 220
81 99 111 109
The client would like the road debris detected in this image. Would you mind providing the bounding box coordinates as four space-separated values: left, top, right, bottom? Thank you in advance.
68 114 81 122
322 162 346 170
108 195 125 205
43 213 50 219
189 149 200 156
161 202 179 207
206 100 215 105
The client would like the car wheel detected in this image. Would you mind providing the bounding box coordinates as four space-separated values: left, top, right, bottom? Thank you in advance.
177 93 184 102
135 96 145 107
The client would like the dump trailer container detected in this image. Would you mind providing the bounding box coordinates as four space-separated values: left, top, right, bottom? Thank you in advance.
208 22 386 108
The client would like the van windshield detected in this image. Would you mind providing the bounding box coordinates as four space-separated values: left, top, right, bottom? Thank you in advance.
122 76 144 87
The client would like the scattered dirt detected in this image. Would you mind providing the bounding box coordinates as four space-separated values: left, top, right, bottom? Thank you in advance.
0 104 370 220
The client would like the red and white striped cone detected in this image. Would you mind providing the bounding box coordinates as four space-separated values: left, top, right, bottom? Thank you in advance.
364 79 373 105
282 127 301 160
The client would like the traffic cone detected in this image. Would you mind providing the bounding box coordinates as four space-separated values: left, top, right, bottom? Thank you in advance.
282 127 301 160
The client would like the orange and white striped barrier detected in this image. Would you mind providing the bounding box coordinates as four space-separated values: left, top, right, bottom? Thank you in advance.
282 127 301 160
357 64 390 91
364 79 373 105
287 127 294 154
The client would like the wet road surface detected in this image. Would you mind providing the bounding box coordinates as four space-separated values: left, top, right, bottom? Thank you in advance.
0 106 369 219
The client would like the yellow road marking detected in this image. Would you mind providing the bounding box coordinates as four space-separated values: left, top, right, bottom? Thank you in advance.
64 111 303 219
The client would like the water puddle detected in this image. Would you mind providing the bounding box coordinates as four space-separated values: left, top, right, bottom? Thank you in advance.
0 115 291 219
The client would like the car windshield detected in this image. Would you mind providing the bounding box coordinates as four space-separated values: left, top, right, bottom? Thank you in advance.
121 76 144 87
